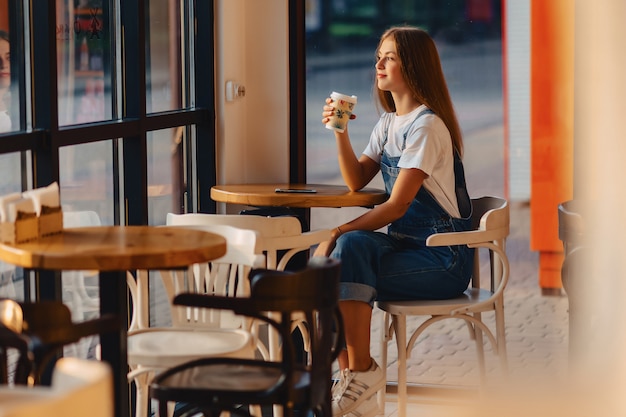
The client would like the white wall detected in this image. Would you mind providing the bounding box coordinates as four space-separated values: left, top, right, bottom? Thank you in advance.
505 0 531 201
215 0 290 196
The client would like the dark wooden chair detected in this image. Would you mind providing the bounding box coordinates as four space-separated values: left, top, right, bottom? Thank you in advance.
0 299 31 384
0 298 118 385
149 257 343 417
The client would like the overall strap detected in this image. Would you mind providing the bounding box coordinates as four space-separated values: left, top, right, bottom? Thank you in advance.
401 108 434 151
453 150 472 219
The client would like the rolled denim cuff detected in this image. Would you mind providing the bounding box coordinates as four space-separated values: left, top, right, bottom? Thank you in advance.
339 282 377 308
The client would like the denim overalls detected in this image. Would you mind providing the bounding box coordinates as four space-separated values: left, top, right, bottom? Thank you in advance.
330 109 474 306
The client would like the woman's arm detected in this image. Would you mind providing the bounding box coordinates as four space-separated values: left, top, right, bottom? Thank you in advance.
314 167 427 256
335 134 380 191
342 167 427 231
322 98 379 191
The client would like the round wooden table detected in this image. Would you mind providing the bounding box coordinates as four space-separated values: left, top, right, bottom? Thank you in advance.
0 226 226 417
211 183 388 208
0 226 226 271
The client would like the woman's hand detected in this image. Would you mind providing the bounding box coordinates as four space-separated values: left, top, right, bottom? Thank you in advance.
321 97 356 126
313 226 344 257
313 239 336 257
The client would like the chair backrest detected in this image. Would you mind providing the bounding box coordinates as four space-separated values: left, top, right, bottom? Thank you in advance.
166 213 313 270
0 299 29 385
173 256 342 415
558 200 586 255
0 300 117 386
0 299 23 334
166 212 302 238
558 200 591 313
62 210 102 228
133 224 265 330
0 357 113 417
427 196 509 296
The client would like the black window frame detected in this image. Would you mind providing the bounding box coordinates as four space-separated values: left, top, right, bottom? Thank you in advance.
0 1 216 302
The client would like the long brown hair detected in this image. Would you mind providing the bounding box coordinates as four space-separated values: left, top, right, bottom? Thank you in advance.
374 26 463 157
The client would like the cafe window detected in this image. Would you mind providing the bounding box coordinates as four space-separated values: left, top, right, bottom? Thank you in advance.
0 1 215 304
304 0 504 229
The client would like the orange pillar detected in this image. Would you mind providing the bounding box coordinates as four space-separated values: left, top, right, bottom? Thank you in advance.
530 1 574 293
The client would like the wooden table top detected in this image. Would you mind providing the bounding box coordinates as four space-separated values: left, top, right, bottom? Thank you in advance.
211 183 387 208
0 226 227 271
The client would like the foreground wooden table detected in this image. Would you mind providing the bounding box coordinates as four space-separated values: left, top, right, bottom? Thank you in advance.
0 226 226 417
211 183 388 208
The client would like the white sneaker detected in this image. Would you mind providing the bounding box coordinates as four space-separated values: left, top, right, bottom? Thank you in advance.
343 392 381 417
332 359 384 417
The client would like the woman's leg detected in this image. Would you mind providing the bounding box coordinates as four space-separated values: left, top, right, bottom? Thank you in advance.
332 299 383 417
332 231 396 371
341 300 373 371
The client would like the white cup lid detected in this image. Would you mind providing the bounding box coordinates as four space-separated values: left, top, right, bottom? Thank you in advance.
330 91 357 103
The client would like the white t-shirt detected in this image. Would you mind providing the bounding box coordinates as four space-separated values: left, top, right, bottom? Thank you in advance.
363 105 460 217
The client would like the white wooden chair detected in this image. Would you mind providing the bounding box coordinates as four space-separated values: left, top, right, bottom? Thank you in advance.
165 214 331 344
377 196 510 417
166 213 330 271
165 213 331 417
0 357 113 417
126 224 266 417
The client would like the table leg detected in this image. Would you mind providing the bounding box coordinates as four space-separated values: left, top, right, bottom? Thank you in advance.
99 271 129 417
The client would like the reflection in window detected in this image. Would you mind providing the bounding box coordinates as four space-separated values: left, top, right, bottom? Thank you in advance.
57 0 110 126
0 21 21 134
0 29 11 132
147 1 185 113
59 140 114 225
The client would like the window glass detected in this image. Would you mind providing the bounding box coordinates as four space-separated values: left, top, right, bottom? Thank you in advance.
147 127 186 226
305 0 504 214
0 152 29 194
0 28 12 132
57 0 111 125
0 2 24 133
146 0 185 113
0 151 28 304
59 140 115 225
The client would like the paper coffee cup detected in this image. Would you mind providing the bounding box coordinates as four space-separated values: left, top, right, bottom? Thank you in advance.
325 92 357 133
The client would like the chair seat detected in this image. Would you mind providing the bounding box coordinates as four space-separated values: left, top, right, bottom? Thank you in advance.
377 288 495 316
154 359 309 396
128 328 253 367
